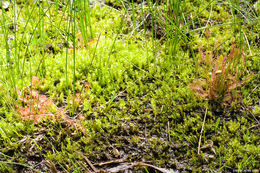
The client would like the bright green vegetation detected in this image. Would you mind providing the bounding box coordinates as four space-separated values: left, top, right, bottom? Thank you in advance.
0 0 259 172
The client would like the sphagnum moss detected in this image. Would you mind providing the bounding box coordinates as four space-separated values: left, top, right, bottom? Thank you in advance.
0 0 259 172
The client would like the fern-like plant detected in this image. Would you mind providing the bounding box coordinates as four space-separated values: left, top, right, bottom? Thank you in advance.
190 44 252 107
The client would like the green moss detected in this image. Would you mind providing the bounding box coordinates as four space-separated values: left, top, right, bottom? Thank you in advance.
0 0 259 172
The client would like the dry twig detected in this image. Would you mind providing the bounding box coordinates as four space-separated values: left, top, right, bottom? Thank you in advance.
198 108 208 155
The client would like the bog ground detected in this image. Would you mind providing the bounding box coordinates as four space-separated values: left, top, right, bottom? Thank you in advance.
0 0 259 172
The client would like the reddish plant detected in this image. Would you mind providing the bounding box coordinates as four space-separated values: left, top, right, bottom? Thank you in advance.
190 44 252 107
15 76 88 133
16 87 62 123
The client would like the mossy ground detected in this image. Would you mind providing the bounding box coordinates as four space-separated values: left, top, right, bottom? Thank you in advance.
0 0 259 172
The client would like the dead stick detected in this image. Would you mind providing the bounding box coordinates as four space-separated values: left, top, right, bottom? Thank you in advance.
198 108 207 155
75 151 98 172
76 161 91 173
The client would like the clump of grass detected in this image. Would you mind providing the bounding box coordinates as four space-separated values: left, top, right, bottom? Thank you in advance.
76 0 93 48
190 44 252 107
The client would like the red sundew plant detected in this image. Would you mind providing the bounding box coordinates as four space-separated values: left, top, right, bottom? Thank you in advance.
190 44 252 107
15 76 87 133
16 87 63 124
